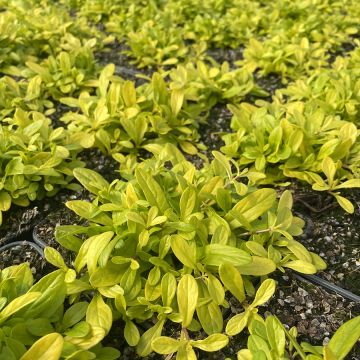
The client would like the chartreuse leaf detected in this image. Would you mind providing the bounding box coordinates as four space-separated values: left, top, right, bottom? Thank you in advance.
161 273 177 307
226 311 250 336
19 333 63 360
151 336 181 354
0 292 41 324
44 247 67 271
191 333 229 351
203 244 252 267
73 168 110 195
326 315 360 359
125 320 140 346
265 316 285 357
236 256 276 276
219 263 245 303
171 235 197 269
177 274 198 328
86 294 112 335
137 320 165 357
251 279 276 307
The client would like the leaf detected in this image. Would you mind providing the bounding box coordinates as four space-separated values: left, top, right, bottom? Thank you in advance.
161 273 177 307
236 256 277 276
86 294 112 335
232 189 276 223
180 187 196 220
283 260 317 274
171 235 197 269
177 274 198 328
0 292 41 324
265 316 285 357
335 179 360 189
171 89 184 116
73 168 110 195
251 279 276 307
226 311 250 336
135 168 169 214
125 320 140 346
44 247 67 271
62 302 88 330
151 336 180 354
333 194 354 214
203 244 252 267
0 191 11 211
136 320 164 357
191 333 229 352
64 321 91 338
219 263 245 303
327 315 360 359
322 157 336 185
19 333 63 360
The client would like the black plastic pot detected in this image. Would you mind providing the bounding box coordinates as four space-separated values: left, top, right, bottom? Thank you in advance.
0 240 44 257
32 227 47 249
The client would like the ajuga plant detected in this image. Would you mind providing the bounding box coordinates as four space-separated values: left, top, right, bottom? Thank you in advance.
0 109 84 224
59 61 264 158
236 314 360 360
277 56 360 123
221 99 360 213
0 76 55 119
48 150 328 357
0 0 103 75
21 39 98 100
0 262 120 359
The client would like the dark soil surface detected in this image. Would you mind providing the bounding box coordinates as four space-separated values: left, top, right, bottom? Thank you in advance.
266 272 360 359
294 188 360 296
0 242 54 282
79 148 119 182
206 47 244 68
33 204 86 266
95 39 154 85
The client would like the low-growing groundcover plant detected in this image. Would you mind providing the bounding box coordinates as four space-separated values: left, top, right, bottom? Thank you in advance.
0 157 359 359
59 61 265 159
1 0 360 359
0 109 84 224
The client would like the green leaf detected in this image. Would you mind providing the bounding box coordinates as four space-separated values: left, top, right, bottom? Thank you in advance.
0 191 11 211
161 273 177 308
86 294 112 335
327 316 360 359
333 194 354 214
283 260 317 274
135 168 169 214
73 168 110 195
171 89 184 116
19 333 63 360
251 279 276 307
0 292 41 324
177 274 198 328
226 311 250 336
236 256 276 276
203 244 252 267
219 263 245 303
180 187 196 220
191 333 229 352
232 189 276 223
136 320 164 357
62 302 88 330
171 235 197 269
44 247 67 271
151 336 181 354
125 320 140 346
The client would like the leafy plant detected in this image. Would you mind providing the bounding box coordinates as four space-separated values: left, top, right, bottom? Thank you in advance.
237 314 360 360
0 109 84 224
221 101 360 212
